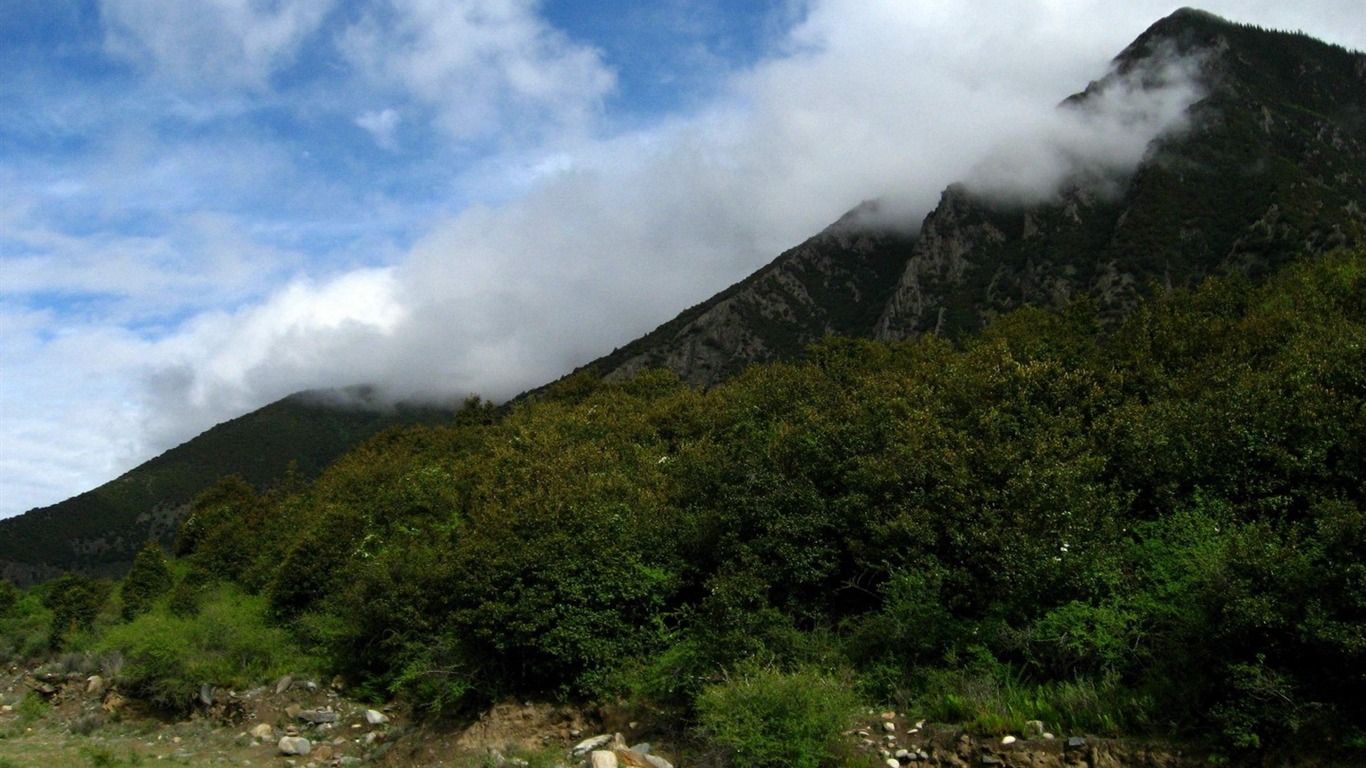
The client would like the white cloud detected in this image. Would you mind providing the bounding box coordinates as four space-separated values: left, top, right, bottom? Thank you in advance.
356 108 402 149
338 0 616 143
125 1 1211 430
99 0 335 91
962 47 1205 204
137 267 407 451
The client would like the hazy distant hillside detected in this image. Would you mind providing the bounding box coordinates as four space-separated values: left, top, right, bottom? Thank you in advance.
0 390 455 585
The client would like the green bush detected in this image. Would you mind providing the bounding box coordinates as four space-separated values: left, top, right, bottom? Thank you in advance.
0 588 52 664
16 691 49 722
695 664 861 768
96 585 310 712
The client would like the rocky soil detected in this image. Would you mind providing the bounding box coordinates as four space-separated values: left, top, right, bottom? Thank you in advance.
0 664 1350 767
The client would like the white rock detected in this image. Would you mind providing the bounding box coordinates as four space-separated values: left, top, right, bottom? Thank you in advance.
572 734 615 757
589 749 618 768
1002 735 1017 745
364 709 389 725
250 723 273 740
886 759 900 768
278 735 311 756
883 721 896 732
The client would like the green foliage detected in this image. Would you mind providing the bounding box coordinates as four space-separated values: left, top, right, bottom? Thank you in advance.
0 392 457 581
39 247 1357 754
96 585 311 712
0 580 17 617
695 664 861 768
918 661 1151 737
120 542 172 620
77 745 144 768
165 566 213 618
446 384 684 696
15 691 49 722
0 588 52 663
41 573 111 650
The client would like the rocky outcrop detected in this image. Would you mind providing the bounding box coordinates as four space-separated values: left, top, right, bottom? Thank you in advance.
873 186 1011 339
577 204 915 389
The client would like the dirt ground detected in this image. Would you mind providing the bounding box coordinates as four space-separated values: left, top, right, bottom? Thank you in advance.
0 663 677 768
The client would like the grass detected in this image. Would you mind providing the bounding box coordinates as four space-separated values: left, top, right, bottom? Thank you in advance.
0 717 257 768
918 667 1153 737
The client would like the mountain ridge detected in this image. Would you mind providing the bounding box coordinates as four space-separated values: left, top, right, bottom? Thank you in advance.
0 390 457 586
563 7 1365 381
3 7 1362 583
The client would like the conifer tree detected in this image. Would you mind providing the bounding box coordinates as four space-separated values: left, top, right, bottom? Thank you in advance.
121 540 172 620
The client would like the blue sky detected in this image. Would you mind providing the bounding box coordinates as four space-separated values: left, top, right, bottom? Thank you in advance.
2 0 1363 520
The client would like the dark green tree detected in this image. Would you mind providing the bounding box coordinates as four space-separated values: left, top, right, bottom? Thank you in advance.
42 573 110 649
0 579 18 617
121 540 173 620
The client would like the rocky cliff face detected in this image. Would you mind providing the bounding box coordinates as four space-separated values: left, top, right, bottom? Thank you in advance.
874 7 1366 340
565 8 1365 385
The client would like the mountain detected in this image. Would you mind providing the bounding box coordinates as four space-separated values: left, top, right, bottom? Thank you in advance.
0 390 456 586
555 8 1364 388
5 8 1362 584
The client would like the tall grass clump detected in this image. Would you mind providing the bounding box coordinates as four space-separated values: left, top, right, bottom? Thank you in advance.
918 662 1153 737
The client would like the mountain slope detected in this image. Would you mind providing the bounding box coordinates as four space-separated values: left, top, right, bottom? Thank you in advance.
6 8 1363 584
0 391 455 585
562 8 1364 385
572 205 915 388
874 8 1366 339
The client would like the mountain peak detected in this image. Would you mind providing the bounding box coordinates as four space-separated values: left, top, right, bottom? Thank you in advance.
576 8 1365 362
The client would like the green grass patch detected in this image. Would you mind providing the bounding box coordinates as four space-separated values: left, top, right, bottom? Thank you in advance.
918 665 1153 737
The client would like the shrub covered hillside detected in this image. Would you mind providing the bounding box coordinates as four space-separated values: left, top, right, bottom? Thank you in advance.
3 248 1363 758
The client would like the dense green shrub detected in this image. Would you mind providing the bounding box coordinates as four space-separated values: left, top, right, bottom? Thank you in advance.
0 588 52 664
41 573 111 650
96 585 310 712
695 664 861 768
